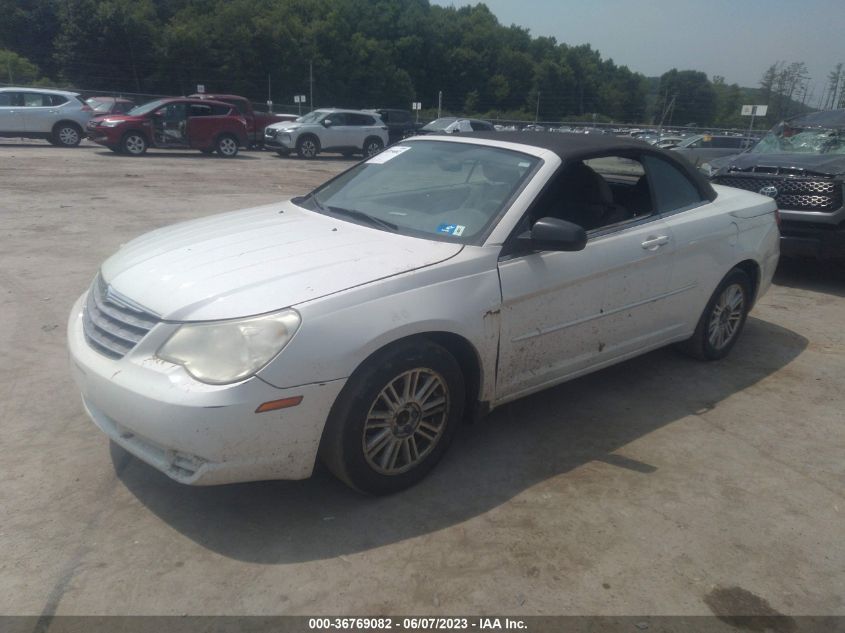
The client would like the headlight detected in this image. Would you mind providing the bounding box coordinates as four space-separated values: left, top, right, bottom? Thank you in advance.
157 309 301 385
100 120 121 127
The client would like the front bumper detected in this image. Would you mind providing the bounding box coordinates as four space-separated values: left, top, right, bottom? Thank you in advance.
67 293 346 485
263 132 294 150
779 220 845 259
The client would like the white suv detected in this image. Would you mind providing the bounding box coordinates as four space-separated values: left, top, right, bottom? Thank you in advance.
0 87 93 147
264 108 389 159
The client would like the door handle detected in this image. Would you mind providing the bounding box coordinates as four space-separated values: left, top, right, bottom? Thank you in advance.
641 235 669 250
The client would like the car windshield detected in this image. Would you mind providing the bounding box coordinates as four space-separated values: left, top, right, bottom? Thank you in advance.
421 118 458 131
750 122 845 155
127 99 168 116
296 110 327 124
295 140 540 243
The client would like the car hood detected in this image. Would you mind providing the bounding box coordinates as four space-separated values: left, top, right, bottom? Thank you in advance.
269 121 305 132
711 152 845 176
101 202 463 321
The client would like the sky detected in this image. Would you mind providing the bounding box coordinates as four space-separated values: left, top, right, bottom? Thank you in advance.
433 0 845 103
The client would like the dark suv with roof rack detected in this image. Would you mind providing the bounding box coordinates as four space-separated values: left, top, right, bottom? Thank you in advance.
703 109 845 259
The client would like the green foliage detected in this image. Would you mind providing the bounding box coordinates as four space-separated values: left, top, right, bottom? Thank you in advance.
2 0 819 127
0 49 42 84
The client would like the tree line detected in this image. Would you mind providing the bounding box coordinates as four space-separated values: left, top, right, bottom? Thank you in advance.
0 0 838 126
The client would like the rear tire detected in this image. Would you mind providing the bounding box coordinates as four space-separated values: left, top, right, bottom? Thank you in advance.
215 134 239 158
296 135 319 159
319 340 465 495
677 268 751 361
52 122 82 147
362 136 384 158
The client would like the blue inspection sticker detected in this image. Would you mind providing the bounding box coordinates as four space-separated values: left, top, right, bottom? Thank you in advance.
436 223 466 236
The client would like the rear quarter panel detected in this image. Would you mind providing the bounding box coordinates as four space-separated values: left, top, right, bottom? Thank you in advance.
187 116 248 149
662 185 778 334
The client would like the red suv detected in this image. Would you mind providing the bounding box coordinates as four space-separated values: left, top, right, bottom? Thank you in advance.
86 97 249 157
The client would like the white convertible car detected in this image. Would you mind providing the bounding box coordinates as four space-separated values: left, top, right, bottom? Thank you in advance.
68 133 780 494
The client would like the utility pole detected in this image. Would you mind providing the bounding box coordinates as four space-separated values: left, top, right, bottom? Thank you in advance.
267 73 272 113
437 90 442 118
7 59 12 84
309 61 314 112
534 90 540 123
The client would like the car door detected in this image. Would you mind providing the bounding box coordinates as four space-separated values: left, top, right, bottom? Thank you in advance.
21 92 53 133
0 91 26 132
320 112 349 149
496 154 677 401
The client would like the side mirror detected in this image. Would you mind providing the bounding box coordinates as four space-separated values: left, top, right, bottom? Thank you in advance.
517 217 587 252
322 119 332 127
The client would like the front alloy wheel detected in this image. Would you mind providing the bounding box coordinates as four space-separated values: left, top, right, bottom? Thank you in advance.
297 136 318 159
320 340 465 494
362 368 450 475
121 133 147 156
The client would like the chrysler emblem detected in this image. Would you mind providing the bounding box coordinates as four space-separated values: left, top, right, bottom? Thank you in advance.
759 185 778 198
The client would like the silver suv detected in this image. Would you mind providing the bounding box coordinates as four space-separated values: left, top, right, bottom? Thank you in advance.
0 87 93 147
264 108 389 159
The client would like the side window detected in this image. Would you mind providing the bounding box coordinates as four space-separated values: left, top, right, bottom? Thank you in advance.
0 92 17 106
530 155 653 232
347 113 374 126
188 104 213 117
326 112 348 126
469 121 491 131
377 111 390 123
23 93 48 107
393 111 411 124
642 155 703 213
211 104 231 116
48 95 68 106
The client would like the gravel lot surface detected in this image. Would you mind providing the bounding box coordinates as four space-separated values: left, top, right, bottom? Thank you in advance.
1 140 843 618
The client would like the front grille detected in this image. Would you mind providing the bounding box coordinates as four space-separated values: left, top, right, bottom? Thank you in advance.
82 275 160 359
714 175 843 212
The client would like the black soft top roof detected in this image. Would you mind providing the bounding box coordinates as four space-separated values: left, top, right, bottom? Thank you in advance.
463 131 717 201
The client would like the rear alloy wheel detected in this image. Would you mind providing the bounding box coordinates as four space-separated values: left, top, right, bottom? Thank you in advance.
296 135 319 159
319 340 464 495
53 123 81 147
216 135 239 158
678 268 751 360
363 137 384 158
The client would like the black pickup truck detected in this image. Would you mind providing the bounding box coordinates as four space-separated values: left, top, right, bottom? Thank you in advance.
365 108 423 145
704 109 845 260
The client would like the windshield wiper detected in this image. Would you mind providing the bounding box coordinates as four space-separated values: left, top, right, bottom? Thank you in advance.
292 191 328 213
326 206 398 231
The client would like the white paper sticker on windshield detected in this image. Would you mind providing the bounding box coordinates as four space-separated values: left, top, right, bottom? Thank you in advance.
367 145 412 164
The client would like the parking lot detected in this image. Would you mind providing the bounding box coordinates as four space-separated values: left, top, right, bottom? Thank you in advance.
1 141 843 618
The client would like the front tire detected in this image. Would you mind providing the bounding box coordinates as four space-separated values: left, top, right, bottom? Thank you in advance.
319 340 465 495
52 123 82 147
215 134 239 158
296 135 319 159
678 268 751 360
120 132 147 156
